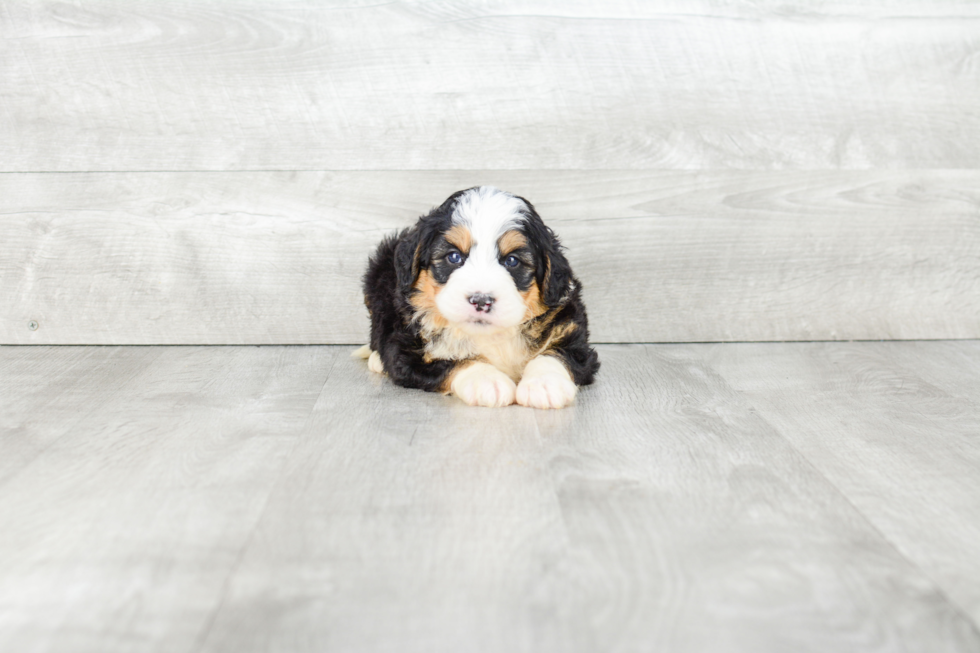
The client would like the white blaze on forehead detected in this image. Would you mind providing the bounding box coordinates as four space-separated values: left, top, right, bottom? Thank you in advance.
435 186 530 332
451 187 528 260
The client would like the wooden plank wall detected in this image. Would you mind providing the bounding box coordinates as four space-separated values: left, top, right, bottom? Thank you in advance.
2 1 978 344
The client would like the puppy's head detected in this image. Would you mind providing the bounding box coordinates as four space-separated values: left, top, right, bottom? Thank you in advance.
397 187 572 334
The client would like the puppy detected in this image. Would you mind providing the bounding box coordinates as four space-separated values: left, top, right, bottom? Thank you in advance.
356 186 599 408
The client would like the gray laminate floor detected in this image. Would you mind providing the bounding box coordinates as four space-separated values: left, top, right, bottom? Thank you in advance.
1 342 979 653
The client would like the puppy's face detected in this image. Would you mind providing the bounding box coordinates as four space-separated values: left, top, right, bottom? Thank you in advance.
402 187 568 335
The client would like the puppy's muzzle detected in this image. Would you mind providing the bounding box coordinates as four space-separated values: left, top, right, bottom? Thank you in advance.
468 293 494 313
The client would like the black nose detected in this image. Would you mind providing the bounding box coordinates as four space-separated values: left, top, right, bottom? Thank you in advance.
468 293 494 313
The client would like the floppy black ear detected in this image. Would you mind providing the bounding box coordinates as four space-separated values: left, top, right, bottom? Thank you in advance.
394 226 422 293
542 245 572 306
517 196 572 307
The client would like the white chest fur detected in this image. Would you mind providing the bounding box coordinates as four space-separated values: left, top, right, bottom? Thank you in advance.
424 325 529 381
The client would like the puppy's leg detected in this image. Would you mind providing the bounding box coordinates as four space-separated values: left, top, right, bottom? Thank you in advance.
352 344 386 374
449 361 517 408
516 355 577 409
367 351 385 374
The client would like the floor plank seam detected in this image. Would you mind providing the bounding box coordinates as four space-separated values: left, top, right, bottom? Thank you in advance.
713 372 980 636
189 350 343 653
189 484 281 653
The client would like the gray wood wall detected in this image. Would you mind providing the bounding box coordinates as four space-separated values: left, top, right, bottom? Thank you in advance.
2 1 978 344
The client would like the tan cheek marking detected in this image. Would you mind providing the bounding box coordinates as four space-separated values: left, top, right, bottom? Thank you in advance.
445 225 473 254
410 269 440 308
410 270 450 331
521 280 549 321
497 229 527 255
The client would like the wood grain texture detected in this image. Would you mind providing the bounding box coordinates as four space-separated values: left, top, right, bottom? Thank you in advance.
173 342 980 652
2 170 978 344
2 1 980 171
0 345 337 653
705 340 980 626
0 345 164 484
524 345 980 652
4 344 978 652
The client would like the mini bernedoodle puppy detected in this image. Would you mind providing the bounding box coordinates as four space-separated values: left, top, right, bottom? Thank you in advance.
355 186 599 409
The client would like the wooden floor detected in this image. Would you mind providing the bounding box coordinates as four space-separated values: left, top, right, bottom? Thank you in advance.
1 342 979 652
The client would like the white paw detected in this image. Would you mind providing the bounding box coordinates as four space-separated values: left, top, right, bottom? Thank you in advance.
516 356 577 409
367 350 385 374
451 362 517 408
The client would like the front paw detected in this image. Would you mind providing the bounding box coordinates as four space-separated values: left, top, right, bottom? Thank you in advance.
451 362 517 408
516 356 577 409
367 350 385 374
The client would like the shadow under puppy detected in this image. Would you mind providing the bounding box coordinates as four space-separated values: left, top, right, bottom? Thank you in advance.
356 186 599 408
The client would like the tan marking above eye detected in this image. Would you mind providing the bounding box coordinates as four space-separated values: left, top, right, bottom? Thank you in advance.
497 230 527 256
444 225 473 254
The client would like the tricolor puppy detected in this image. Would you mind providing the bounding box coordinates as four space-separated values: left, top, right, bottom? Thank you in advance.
356 186 599 409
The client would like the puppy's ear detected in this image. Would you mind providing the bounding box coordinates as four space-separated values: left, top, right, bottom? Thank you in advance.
394 226 423 293
517 196 572 307
538 237 573 307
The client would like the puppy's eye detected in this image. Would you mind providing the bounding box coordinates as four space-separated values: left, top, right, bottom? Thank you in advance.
447 251 463 265
503 255 520 268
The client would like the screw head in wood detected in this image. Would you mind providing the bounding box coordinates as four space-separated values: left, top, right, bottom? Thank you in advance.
28 320 39 331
